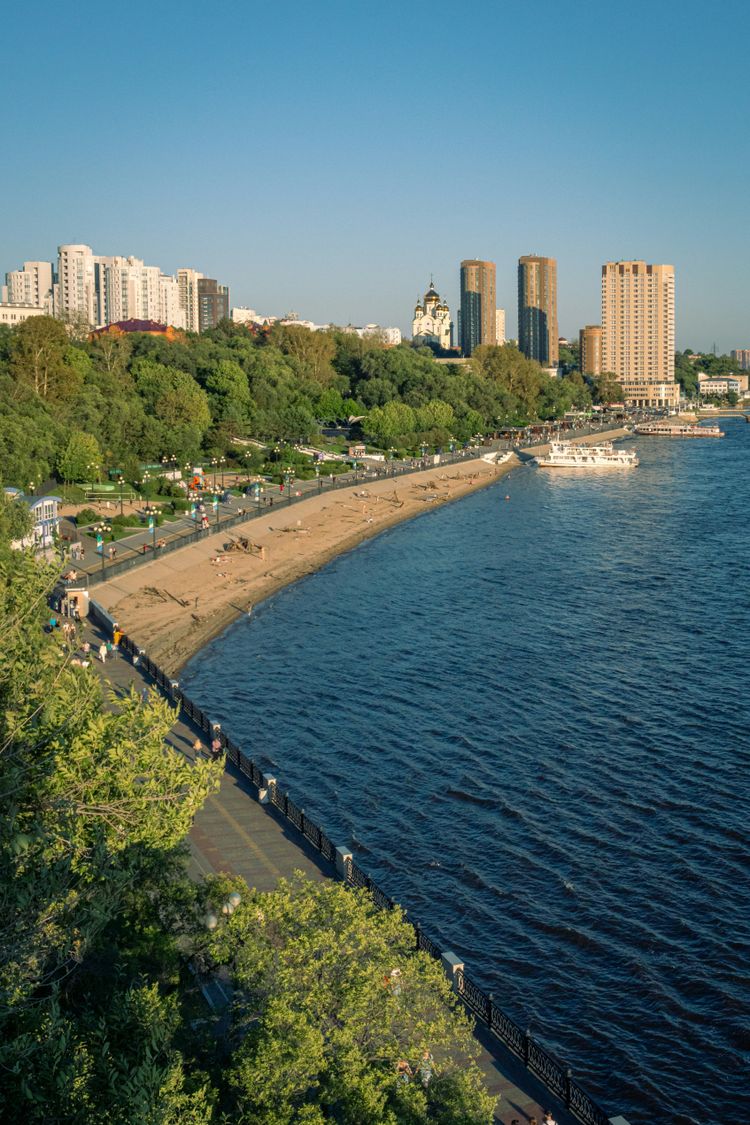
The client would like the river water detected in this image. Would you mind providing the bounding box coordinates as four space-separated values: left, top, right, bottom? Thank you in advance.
182 419 750 1124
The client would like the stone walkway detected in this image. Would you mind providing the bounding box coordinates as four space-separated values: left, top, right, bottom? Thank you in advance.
82 614 593 1125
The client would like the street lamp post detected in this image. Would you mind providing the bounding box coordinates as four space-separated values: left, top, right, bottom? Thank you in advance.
219 456 226 490
204 891 242 931
93 521 112 573
144 504 158 550
211 456 218 488
28 480 36 497
284 468 294 505
315 463 322 493
117 473 124 516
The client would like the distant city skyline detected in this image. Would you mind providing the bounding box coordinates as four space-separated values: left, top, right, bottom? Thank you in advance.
2 1 749 351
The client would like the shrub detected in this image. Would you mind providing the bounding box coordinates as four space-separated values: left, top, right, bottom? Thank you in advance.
75 508 98 526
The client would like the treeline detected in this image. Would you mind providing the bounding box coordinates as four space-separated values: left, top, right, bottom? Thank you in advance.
0 316 598 487
674 349 743 398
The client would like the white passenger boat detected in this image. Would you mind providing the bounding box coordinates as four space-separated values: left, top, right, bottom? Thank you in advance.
536 441 639 469
633 422 724 438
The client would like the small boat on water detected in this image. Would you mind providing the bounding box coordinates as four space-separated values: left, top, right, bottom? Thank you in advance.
634 422 724 438
536 441 638 470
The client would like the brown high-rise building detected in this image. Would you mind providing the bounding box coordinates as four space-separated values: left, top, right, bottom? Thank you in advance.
197 277 229 332
601 261 675 382
459 260 496 356
579 325 603 375
518 255 558 367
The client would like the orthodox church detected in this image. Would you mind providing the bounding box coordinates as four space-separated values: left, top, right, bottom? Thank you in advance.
412 280 452 351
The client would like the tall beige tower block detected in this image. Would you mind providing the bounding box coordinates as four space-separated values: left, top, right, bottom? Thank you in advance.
601 262 675 382
518 255 558 366
579 325 603 375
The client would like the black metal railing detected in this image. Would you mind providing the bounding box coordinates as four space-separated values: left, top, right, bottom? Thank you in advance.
102 617 613 1125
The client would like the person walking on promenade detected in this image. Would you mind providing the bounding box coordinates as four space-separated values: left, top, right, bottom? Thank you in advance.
210 736 223 763
542 1114 557 1125
82 641 90 658
98 642 107 663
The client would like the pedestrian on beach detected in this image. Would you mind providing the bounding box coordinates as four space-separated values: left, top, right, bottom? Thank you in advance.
98 642 107 663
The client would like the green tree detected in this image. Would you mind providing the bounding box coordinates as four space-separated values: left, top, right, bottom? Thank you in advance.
204 358 252 424
0 546 220 1122
198 874 496 1125
589 373 624 404
270 325 337 385
10 316 74 401
58 430 103 482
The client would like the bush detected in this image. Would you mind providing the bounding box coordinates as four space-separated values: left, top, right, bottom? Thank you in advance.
75 508 98 526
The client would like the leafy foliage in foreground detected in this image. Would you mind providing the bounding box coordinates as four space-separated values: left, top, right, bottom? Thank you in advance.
196 873 496 1124
0 543 495 1123
0 546 219 1122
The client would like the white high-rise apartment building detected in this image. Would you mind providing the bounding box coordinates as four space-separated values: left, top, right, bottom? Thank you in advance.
495 308 506 345
601 261 675 382
177 268 203 332
57 244 100 325
101 257 160 323
5 261 54 313
159 275 186 328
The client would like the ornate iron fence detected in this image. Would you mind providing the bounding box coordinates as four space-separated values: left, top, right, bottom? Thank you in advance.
103 617 614 1125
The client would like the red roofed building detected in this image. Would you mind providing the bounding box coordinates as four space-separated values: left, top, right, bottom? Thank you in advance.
89 319 184 341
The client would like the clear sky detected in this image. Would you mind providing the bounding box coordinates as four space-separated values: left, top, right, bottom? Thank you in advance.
3 0 749 350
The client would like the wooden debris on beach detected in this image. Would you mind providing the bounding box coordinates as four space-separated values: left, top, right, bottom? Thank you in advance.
164 588 191 607
143 585 168 603
223 536 265 558
378 491 404 508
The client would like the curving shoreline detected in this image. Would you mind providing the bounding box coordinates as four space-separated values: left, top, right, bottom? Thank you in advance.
95 456 518 673
95 429 629 674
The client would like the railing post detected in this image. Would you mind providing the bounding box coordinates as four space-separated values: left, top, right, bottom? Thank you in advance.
487 990 495 1028
440 951 464 995
335 846 352 880
565 1067 572 1108
524 1027 532 1066
258 775 276 804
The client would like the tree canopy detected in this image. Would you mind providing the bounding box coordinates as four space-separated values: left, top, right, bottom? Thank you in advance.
0 318 603 487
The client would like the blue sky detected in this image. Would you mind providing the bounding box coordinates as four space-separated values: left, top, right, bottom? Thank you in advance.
3 0 749 349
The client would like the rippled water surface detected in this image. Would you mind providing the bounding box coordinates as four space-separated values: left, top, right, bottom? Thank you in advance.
183 420 750 1124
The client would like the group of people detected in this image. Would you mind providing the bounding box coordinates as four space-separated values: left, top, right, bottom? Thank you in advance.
192 734 225 764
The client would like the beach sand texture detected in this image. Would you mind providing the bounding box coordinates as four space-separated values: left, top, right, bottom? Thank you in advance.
96 429 628 674
97 457 519 674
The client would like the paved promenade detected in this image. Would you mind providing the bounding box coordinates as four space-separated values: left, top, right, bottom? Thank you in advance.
80 612 587 1125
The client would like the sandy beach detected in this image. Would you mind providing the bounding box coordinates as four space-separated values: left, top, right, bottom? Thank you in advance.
96 456 519 673
96 429 629 674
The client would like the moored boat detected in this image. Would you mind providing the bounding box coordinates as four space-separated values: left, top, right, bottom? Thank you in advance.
634 422 724 437
536 441 638 469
